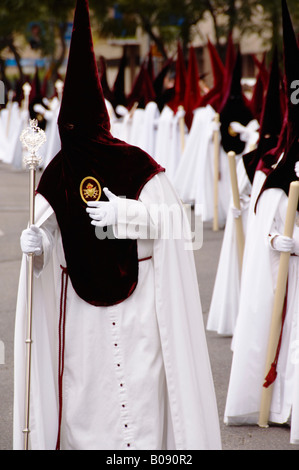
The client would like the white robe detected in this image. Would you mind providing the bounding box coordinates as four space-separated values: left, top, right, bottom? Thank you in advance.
0 103 27 166
128 109 145 148
173 105 230 224
207 157 251 336
13 172 221 450
154 106 186 184
10 108 31 170
137 101 160 157
37 98 61 170
224 186 299 430
154 106 174 168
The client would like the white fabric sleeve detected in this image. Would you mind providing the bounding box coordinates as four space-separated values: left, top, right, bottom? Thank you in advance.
294 213 299 255
268 210 284 251
268 200 299 254
112 186 160 240
33 213 58 277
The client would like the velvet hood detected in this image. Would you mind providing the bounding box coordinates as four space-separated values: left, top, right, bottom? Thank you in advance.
219 51 254 154
37 0 164 306
256 0 299 211
243 48 284 184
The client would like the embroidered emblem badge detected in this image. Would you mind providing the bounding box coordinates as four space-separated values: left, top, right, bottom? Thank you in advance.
80 176 102 203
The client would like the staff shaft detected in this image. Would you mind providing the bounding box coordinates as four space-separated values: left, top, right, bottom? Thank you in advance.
23 167 36 450
213 114 220 232
228 151 245 272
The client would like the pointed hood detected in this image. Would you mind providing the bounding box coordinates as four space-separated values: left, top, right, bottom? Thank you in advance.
112 48 128 108
256 0 299 211
167 42 187 112
126 61 156 109
219 50 254 154
37 0 164 307
153 57 174 111
249 54 269 121
243 48 284 183
198 39 225 111
252 53 269 88
220 32 236 106
99 55 115 104
29 65 47 130
281 0 299 144
184 46 201 129
146 46 155 83
57 0 110 140
29 65 42 105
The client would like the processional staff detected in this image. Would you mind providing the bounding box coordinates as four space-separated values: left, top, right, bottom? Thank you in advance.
258 180 299 428
178 105 186 153
55 79 64 102
213 113 220 232
20 119 47 450
6 90 14 138
227 150 245 272
22 82 32 113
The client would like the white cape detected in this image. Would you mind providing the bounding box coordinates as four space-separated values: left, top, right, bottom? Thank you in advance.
174 105 230 224
154 106 186 184
207 157 251 335
13 172 221 450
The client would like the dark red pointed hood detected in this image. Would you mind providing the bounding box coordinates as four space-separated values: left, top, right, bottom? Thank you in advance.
57 0 111 141
99 55 115 104
256 0 299 211
249 54 269 121
29 66 47 130
243 48 284 183
112 48 128 108
184 46 201 129
153 57 174 111
219 50 254 154
167 42 187 112
198 39 225 111
126 61 156 109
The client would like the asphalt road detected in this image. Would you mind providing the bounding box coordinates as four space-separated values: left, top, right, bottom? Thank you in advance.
0 160 298 451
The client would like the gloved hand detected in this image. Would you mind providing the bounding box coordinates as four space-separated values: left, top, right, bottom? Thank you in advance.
231 195 250 219
295 161 299 178
20 225 43 256
86 188 118 227
271 235 295 253
231 206 242 219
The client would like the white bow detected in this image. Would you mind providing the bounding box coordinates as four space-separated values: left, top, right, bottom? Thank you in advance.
229 119 260 147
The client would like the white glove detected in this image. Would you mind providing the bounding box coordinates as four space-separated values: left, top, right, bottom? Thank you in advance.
295 161 299 178
229 120 259 146
231 206 242 219
33 104 46 115
231 194 251 219
86 188 118 227
115 105 128 117
20 225 43 256
271 235 295 253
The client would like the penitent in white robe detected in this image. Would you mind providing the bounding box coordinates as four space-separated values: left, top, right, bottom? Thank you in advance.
13 172 221 451
173 105 230 225
224 186 299 432
207 157 251 336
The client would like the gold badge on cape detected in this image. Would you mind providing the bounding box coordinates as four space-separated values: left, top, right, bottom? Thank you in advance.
80 176 102 203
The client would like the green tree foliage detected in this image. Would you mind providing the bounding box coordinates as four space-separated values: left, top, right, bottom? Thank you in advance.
1 0 299 81
0 0 74 81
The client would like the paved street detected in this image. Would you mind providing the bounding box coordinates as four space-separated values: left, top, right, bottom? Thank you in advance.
0 160 298 451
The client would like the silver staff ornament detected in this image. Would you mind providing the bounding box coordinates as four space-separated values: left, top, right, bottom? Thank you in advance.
20 119 47 450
